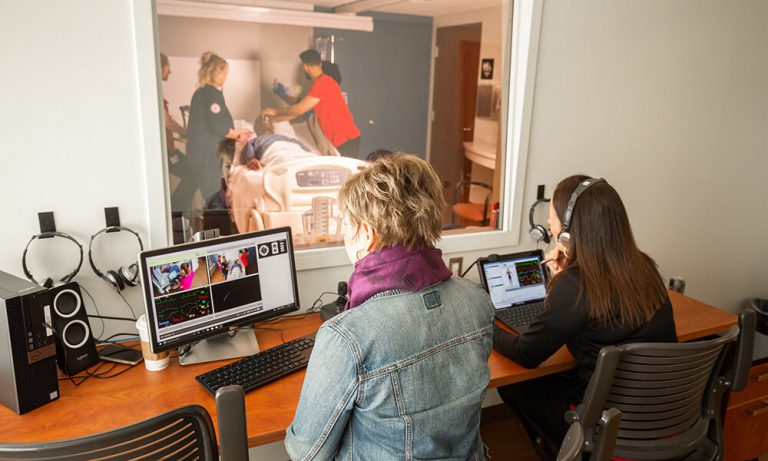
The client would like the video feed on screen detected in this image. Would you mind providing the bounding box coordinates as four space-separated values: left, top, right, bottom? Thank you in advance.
155 288 213 328
150 256 208 298
207 246 258 284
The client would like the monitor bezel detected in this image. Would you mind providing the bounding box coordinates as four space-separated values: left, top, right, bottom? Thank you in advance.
138 227 300 354
476 249 548 305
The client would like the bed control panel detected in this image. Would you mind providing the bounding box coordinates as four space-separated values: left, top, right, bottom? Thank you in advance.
295 169 349 188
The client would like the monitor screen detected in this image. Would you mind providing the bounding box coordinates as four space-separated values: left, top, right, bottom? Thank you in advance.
139 227 299 353
481 252 547 309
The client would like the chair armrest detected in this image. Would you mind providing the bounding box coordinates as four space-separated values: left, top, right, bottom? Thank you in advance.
728 309 756 392
590 408 621 461
215 385 249 461
557 420 584 461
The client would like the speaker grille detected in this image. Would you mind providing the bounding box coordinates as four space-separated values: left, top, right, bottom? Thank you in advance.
7 296 59 414
54 290 80 317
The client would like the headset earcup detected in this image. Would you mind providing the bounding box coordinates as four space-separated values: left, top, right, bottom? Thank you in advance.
557 231 571 249
120 264 139 287
530 225 550 244
105 270 125 291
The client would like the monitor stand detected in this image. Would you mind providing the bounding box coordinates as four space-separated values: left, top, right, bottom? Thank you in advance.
178 327 260 366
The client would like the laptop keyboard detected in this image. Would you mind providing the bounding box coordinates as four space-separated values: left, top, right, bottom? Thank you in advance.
496 302 546 328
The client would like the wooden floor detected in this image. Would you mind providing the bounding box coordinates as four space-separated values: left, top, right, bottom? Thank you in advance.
480 404 539 460
480 404 768 461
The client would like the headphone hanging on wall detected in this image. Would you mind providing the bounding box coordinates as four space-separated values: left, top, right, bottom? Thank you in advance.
88 226 144 292
528 198 551 244
22 232 84 288
557 177 605 248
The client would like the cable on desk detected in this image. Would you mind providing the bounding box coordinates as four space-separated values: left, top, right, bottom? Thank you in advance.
254 325 286 344
116 291 138 321
251 290 335 344
460 259 479 278
80 285 106 340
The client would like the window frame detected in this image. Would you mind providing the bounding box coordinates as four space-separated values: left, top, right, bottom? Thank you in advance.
135 0 544 268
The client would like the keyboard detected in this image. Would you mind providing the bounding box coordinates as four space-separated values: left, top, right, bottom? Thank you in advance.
196 333 316 395
495 302 545 328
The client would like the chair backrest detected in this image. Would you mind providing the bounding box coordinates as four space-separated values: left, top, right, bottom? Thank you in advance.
575 310 756 461
0 405 218 460
0 384 249 461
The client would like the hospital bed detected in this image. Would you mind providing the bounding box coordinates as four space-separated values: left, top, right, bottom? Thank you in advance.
227 122 366 243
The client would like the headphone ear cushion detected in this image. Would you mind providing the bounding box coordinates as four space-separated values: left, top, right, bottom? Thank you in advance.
530 225 550 244
120 264 139 287
105 270 125 291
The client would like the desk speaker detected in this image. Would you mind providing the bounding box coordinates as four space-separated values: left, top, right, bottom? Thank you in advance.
49 282 99 375
0 270 59 414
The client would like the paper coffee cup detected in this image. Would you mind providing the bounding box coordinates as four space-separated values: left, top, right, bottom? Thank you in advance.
136 314 169 371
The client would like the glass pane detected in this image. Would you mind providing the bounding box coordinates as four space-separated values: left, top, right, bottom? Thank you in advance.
156 1 510 247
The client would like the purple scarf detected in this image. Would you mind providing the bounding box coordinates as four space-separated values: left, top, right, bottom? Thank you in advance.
346 246 452 310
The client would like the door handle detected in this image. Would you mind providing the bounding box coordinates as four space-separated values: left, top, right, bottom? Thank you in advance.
462 127 472 132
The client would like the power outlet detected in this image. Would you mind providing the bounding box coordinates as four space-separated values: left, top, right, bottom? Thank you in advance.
448 257 463 277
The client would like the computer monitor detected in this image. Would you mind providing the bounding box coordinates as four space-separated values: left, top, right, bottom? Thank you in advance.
138 227 299 364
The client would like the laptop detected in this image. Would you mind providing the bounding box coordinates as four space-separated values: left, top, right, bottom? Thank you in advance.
477 250 549 334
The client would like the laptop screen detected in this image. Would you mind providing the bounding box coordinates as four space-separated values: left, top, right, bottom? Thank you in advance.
481 253 547 309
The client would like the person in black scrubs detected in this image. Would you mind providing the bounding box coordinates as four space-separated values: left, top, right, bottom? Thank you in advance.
171 51 250 216
493 175 677 460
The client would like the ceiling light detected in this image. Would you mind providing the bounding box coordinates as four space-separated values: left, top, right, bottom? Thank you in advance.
157 0 374 32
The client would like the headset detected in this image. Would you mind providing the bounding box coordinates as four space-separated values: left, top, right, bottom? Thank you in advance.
528 198 551 244
557 177 605 248
22 232 84 288
88 226 144 292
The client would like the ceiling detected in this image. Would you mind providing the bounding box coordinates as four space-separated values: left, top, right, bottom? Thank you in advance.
202 0 505 18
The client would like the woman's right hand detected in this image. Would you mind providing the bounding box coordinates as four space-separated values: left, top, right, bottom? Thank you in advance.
545 246 568 276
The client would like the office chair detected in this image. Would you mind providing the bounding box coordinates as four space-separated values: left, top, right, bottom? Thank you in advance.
450 180 493 226
557 408 621 461
0 385 248 461
180 104 191 128
567 310 756 461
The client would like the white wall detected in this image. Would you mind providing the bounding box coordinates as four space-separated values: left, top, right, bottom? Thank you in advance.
0 1 767 456
520 0 768 353
0 0 164 339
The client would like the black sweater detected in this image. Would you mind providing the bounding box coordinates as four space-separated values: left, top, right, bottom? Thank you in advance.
493 268 677 382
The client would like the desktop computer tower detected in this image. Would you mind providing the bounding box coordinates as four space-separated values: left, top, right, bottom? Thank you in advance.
0 270 59 414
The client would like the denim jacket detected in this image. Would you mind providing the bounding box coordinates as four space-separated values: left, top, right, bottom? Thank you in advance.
285 277 495 461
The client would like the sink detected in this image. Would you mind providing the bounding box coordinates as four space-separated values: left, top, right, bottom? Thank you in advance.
463 142 496 169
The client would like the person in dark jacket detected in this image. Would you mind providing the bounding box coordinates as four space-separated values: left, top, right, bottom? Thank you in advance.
171 51 250 216
494 175 677 460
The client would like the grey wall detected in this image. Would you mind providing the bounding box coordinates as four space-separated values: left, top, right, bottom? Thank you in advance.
315 12 433 158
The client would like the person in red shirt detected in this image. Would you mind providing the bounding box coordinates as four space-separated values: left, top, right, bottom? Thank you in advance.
261 49 361 157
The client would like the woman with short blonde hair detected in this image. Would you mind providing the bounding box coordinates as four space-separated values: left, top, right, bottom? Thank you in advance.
285 153 494 461
339 152 444 252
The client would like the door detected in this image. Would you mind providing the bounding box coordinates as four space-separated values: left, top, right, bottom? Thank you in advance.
429 24 482 209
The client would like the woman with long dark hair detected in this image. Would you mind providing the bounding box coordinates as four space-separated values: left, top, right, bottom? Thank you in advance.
494 175 677 460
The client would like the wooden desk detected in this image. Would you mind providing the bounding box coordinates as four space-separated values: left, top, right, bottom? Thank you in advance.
0 291 736 447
